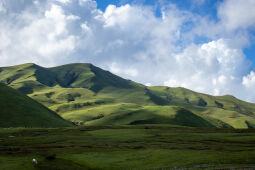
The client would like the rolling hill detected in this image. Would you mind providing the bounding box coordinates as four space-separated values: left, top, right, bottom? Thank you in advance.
1 63 255 128
0 83 73 128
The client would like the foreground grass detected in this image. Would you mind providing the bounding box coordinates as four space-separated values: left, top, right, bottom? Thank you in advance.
0 126 255 169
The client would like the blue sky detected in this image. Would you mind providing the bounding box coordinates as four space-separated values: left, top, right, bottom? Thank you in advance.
1 0 255 102
96 0 220 18
244 31 255 68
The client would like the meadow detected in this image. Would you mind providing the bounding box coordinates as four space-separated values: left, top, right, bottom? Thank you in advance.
1 125 255 170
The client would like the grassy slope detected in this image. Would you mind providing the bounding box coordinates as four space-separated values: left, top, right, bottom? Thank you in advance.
148 86 255 128
0 83 73 128
1 63 255 128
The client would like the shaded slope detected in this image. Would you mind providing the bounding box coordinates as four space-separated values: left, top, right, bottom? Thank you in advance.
0 83 73 127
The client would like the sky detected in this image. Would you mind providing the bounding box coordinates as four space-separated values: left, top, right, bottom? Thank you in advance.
0 0 255 102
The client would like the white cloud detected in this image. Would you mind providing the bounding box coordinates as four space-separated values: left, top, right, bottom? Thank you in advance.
164 79 182 87
109 63 138 77
145 83 152 86
81 22 90 32
163 39 250 96
241 71 255 101
0 2 78 66
0 1 6 13
242 71 255 88
79 0 97 8
44 4 67 35
56 0 71 4
218 0 255 30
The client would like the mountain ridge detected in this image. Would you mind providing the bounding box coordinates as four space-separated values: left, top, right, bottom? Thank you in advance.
1 63 255 128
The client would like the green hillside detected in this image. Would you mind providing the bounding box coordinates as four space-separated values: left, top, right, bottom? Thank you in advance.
0 83 73 128
1 63 255 128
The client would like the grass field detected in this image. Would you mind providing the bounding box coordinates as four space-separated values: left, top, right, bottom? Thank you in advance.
1 126 255 169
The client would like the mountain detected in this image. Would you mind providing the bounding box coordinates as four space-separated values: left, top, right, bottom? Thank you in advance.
1 63 255 128
0 83 73 128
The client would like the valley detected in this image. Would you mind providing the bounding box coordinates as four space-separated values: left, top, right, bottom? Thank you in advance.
1 63 255 169
1 126 255 169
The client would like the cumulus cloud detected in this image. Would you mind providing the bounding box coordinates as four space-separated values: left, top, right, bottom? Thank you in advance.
164 39 250 96
0 1 78 66
0 1 6 13
218 0 255 30
109 62 138 77
241 71 255 101
243 71 255 88
0 0 255 102
56 0 71 4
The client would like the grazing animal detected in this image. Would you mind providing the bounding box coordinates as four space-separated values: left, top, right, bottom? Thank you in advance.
32 158 38 165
